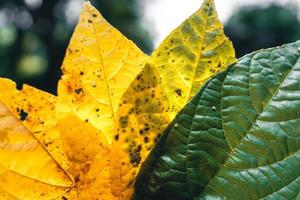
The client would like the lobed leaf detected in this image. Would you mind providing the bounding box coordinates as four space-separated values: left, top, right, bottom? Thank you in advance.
134 41 300 200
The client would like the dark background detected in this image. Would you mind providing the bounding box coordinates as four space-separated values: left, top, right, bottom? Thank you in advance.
0 0 300 94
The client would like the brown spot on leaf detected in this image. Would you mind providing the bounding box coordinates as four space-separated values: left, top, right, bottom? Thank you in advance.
175 89 182 96
75 88 83 94
144 137 149 143
129 145 142 167
114 134 119 141
119 116 129 128
19 109 28 121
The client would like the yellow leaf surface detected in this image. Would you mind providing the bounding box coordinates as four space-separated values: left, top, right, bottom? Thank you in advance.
0 99 73 199
58 2 148 143
0 78 114 199
111 64 170 198
151 0 236 119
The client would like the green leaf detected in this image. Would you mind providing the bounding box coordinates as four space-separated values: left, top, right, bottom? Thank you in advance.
134 41 300 200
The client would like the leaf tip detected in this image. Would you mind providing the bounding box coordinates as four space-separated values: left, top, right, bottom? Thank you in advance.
83 1 92 8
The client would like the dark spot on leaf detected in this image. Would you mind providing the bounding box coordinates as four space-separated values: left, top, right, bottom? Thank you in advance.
144 137 149 143
210 69 216 73
80 71 84 75
114 134 119 141
75 175 80 183
75 88 83 94
119 116 129 128
129 145 142 167
88 19 92 23
62 197 68 200
175 89 182 96
19 109 28 121
92 14 97 17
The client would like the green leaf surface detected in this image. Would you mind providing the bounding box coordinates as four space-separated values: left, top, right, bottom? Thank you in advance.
134 41 300 200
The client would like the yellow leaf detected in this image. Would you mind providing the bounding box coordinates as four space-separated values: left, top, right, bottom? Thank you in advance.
0 78 71 173
58 2 148 143
0 100 73 199
0 78 114 199
151 0 236 119
112 64 170 198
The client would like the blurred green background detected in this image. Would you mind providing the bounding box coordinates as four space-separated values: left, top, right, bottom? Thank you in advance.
0 0 300 94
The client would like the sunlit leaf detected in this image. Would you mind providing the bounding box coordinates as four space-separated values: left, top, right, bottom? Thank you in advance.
58 2 148 143
111 64 170 198
0 87 73 199
151 0 236 119
0 78 113 199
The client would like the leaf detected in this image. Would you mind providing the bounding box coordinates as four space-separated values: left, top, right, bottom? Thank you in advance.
134 41 300 200
111 64 170 198
0 78 113 199
58 2 148 143
150 0 236 119
0 91 73 199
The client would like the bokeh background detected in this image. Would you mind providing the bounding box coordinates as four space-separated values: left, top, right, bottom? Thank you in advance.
0 0 300 94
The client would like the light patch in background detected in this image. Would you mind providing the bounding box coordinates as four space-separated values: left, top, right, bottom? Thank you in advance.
23 0 43 10
142 0 300 48
64 0 84 25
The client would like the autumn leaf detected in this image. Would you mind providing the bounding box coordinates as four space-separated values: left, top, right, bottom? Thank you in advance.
0 79 74 200
0 78 113 199
151 0 236 119
111 64 170 198
58 2 148 143
0 0 236 199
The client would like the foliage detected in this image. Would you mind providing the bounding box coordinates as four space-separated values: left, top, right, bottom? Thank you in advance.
0 0 235 199
134 41 300 200
1 0 299 199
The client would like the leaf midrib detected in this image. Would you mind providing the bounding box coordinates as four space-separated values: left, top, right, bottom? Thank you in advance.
89 20 115 130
